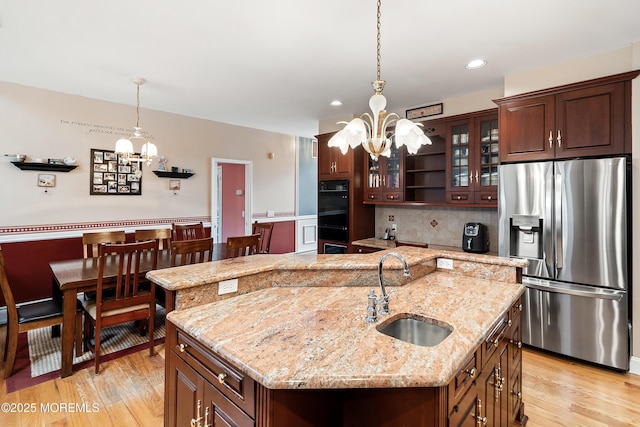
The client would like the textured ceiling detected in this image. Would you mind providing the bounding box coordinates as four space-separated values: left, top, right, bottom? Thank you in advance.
1 0 639 137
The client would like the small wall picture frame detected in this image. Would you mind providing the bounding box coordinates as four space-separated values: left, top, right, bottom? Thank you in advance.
38 173 56 187
169 179 181 191
406 103 444 120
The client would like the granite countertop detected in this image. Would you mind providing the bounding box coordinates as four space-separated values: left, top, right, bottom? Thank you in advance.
148 246 522 291
167 268 525 390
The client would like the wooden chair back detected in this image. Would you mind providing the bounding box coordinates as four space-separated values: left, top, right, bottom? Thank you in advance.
85 240 159 373
82 230 126 258
135 228 171 250
172 222 205 241
171 237 213 266
252 221 274 254
1 247 83 378
226 234 261 258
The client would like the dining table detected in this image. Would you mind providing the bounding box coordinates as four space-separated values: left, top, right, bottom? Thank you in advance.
50 243 227 377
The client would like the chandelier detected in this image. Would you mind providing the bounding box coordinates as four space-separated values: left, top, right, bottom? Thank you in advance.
328 0 431 161
114 78 158 167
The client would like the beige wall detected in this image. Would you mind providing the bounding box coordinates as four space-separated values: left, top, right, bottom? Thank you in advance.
0 83 296 227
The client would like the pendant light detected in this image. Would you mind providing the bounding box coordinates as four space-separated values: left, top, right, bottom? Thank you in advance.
114 78 158 167
327 0 431 161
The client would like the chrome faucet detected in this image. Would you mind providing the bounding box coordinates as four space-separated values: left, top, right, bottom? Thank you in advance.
376 252 410 315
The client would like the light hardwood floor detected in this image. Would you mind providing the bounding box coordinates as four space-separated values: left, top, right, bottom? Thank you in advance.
1 326 639 426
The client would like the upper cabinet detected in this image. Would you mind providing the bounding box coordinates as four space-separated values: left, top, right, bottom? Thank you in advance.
444 110 499 206
363 143 403 203
495 70 639 163
317 132 355 179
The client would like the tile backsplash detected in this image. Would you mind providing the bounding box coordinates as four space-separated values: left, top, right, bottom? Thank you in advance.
375 205 498 252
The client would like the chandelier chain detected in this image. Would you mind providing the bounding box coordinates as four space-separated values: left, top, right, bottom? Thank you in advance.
376 0 382 82
135 82 141 128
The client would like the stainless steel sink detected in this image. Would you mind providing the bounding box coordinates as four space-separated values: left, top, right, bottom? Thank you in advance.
377 315 452 347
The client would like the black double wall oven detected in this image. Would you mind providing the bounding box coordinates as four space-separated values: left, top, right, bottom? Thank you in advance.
318 180 349 252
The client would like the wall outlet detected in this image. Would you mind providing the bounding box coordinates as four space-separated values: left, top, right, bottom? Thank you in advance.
218 278 239 295
267 210 275 217
436 258 454 270
391 224 397 232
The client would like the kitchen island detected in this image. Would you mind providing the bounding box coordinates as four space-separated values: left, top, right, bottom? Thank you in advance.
153 247 528 426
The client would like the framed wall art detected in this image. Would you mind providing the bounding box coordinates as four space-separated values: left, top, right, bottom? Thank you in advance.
90 148 142 195
38 173 56 187
406 103 443 120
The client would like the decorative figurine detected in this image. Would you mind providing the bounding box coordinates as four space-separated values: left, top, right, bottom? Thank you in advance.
158 156 167 171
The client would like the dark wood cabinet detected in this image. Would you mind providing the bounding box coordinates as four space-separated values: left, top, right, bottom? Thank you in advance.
363 143 404 203
496 70 639 163
317 132 354 179
448 298 525 427
165 325 256 427
442 109 499 206
316 132 375 253
167 298 525 427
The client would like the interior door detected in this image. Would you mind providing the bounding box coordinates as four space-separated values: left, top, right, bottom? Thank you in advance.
211 158 252 243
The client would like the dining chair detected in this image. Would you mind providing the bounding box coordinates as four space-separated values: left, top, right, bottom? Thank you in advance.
171 237 213 266
395 241 429 248
135 228 171 250
0 247 83 379
82 230 126 258
252 221 274 254
172 222 205 241
82 240 159 374
225 234 261 258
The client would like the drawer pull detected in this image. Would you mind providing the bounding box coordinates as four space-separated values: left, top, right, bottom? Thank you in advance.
178 343 188 353
465 367 477 379
492 338 499 348
510 339 523 348
218 372 227 384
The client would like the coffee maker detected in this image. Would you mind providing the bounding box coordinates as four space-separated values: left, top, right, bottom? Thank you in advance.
462 222 489 253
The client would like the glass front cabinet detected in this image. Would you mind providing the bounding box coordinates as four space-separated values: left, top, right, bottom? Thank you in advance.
446 112 498 205
363 142 403 203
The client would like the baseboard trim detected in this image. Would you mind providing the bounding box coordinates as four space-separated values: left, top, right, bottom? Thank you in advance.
630 355 640 375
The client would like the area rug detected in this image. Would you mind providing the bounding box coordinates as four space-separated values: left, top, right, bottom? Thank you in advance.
5 307 166 393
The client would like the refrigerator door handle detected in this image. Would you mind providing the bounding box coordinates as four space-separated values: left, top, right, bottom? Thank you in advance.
524 278 624 301
555 169 563 270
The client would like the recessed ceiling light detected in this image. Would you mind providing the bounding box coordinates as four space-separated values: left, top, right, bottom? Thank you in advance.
466 59 487 69
330 100 343 107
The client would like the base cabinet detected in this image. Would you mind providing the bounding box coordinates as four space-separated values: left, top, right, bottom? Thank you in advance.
166 298 525 427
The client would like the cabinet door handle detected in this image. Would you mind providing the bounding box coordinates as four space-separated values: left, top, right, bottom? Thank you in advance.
510 339 523 348
549 130 553 148
475 170 479 184
190 400 203 427
204 407 210 427
178 343 188 353
557 129 562 147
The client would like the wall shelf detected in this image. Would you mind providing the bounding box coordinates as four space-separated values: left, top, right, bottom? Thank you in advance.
11 161 78 172
152 170 194 179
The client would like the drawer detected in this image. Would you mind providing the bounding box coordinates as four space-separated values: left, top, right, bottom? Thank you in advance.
447 349 479 414
447 192 471 203
482 311 510 367
364 192 380 201
173 327 255 417
353 245 381 254
384 192 403 202
475 191 498 204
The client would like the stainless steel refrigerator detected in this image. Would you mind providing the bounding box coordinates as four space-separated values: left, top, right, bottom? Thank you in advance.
498 157 630 370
